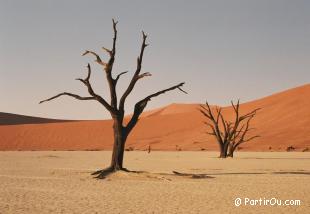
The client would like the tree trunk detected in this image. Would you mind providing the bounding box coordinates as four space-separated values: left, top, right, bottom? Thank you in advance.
227 144 234 157
219 143 230 158
110 117 127 171
219 150 226 158
219 144 227 158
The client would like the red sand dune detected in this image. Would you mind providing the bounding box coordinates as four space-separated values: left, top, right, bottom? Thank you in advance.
0 112 72 125
0 84 310 151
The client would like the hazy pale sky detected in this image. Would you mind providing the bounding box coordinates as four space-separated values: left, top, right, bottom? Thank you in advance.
1 0 309 119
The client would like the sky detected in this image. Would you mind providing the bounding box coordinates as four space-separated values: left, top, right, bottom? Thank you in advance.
1 0 309 120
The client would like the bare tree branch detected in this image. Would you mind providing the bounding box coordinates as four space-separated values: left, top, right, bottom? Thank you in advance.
231 99 240 114
115 71 129 83
200 103 215 121
234 124 245 139
111 19 118 55
206 131 216 136
234 135 260 149
231 111 260 151
81 20 119 109
39 92 95 104
104 19 118 108
215 107 222 124
178 87 188 94
137 72 152 80
199 108 212 120
200 101 224 145
126 82 186 133
243 135 260 142
76 64 115 112
102 47 112 56
40 63 115 113
119 31 148 111
76 63 91 84
220 113 230 142
239 108 261 121
82 50 107 67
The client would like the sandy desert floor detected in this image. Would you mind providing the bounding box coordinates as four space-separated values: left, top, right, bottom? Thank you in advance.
0 151 309 213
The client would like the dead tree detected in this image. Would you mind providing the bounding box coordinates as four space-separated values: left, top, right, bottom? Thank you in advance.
227 112 259 157
200 100 259 158
40 20 186 178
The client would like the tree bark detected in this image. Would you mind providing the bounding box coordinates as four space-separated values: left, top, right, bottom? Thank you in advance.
219 143 230 158
218 144 226 158
110 117 127 170
227 144 234 157
219 149 227 158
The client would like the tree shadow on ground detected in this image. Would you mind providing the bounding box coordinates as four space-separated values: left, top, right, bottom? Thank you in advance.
197 170 310 176
171 171 214 179
208 172 265 175
272 171 310 175
90 169 310 180
91 168 214 180
240 157 310 160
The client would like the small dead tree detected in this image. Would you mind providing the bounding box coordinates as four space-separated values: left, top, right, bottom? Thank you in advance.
40 20 186 178
227 114 259 157
200 100 259 158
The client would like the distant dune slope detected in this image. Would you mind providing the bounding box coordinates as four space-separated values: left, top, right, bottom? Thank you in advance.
0 84 309 151
0 112 71 125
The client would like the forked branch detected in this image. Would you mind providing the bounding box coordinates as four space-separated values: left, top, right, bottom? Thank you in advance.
126 82 186 133
115 71 129 83
119 31 149 111
82 50 107 67
40 63 114 113
232 114 259 149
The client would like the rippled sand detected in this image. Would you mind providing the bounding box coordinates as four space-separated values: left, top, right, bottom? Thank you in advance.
0 151 309 213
